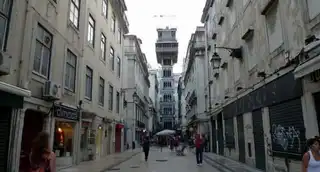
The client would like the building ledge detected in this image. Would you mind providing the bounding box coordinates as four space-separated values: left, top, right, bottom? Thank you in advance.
0 81 31 97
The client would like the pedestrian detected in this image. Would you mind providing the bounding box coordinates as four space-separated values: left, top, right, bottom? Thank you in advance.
30 131 56 172
302 137 320 172
142 136 150 161
195 134 204 166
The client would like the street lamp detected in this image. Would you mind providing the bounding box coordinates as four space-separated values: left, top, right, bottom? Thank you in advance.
210 44 243 70
210 52 222 69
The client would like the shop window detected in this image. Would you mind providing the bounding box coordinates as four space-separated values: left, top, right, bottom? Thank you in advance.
53 121 75 157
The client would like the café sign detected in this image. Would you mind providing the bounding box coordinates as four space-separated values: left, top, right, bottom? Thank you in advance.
53 104 79 121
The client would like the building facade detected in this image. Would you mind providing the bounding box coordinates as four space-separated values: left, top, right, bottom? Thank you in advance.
2 0 129 171
182 27 208 137
155 27 179 130
123 35 150 148
201 0 320 171
148 69 160 134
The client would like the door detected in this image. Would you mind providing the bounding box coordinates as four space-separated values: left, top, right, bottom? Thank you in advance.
96 129 102 157
269 99 305 160
210 117 217 153
19 110 44 172
0 107 12 172
115 129 121 152
237 114 246 163
252 109 266 171
313 92 320 134
217 113 224 156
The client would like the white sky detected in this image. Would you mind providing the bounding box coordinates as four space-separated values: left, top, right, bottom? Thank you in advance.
125 0 206 73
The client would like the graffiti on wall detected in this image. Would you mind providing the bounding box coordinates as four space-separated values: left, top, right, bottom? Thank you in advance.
271 124 301 151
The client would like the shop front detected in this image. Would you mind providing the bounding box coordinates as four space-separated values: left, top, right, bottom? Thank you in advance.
53 104 79 169
115 123 124 152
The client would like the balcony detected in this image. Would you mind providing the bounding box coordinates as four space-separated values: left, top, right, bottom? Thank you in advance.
192 41 205 50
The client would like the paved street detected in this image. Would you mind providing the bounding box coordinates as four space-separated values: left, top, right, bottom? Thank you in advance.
103 148 224 172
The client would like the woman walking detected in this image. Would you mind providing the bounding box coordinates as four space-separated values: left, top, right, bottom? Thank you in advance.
195 134 203 166
142 136 150 161
30 131 56 172
302 137 320 172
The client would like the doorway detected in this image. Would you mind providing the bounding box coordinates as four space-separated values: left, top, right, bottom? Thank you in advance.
0 107 12 172
19 110 45 172
210 116 217 153
313 92 320 134
252 109 266 171
237 114 246 163
217 113 224 156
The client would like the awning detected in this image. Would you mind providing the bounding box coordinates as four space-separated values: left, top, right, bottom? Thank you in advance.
293 55 320 78
0 81 31 108
208 106 223 118
116 123 124 129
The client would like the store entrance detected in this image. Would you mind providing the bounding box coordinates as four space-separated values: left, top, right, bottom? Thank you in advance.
54 120 75 169
19 110 45 172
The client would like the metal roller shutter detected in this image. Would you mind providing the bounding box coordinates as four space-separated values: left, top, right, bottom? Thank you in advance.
269 98 305 160
0 108 11 172
252 109 266 170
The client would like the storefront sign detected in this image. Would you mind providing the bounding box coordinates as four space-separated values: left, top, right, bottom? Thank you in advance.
53 104 79 121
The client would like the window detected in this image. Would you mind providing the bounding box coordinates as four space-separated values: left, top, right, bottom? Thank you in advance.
33 25 52 78
116 56 120 77
163 59 171 65
111 12 116 33
265 3 283 53
108 85 113 110
233 59 240 81
224 70 228 90
65 50 77 91
163 81 171 88
110 46 114 70
117 28 121 43
85 66 93 99
163 69 171 77
100 33 106 60
87 14 95 47
0 0 11 51
307 0 320 20
53 121 75 158
102 0 108 18
69 0 80 28
116 91 120 113
99 77 105 105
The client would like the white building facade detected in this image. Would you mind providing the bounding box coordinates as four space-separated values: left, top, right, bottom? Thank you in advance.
123 35 150 148
148 69 160 134
201 0 320 171
1 0 129 171
182 27 208 136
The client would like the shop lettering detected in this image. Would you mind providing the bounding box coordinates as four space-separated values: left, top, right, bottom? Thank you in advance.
54 106 78 120
271 124 301 151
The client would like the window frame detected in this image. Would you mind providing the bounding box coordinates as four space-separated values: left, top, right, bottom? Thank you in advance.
85 66 93 100
111 12 116 33
116 56 121 77
0 0 12 51
108 85 114 110
110 46 115 70
116 91 120 113
98 77 105 106
69 0 80 28
33 24 53 78
87 14 95 47
117 28 121 43
100 33 106 61
65 50 77 92
102 0 108 18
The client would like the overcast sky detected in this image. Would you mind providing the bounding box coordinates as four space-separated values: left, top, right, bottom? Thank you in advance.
125 0 206 73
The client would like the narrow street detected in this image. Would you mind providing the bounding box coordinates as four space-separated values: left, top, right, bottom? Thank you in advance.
103 148 225 172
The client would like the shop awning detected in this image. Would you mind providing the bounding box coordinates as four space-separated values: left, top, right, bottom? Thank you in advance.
116 123 124 129
0 81 31 108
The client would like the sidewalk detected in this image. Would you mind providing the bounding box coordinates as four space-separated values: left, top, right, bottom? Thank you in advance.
203 152 263 172
58 149 141 172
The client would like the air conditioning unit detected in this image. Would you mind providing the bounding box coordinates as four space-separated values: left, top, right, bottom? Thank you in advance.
43 80 61 100
0 51 12 75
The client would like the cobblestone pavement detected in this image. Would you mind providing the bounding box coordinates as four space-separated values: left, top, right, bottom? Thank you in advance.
103 148 222 172
58 149 141 172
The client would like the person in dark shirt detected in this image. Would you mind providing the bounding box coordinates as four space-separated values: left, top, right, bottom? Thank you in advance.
142 136 150 161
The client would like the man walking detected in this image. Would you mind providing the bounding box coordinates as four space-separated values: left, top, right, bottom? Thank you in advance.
195 134 203 166
142 136 150 161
